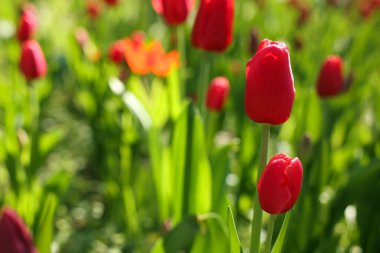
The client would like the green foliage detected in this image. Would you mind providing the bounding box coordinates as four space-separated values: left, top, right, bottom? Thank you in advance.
0 0 379 252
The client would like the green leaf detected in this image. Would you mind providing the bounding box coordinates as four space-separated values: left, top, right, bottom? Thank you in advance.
167 69 183 120
122 91 152 130
164 215 200 253
39 129 65 163
271 211 292 253
34 194 58 253
148 127 172 221
210 144 237 215
150 78 169 128
227 206 243 253
191 214 228 253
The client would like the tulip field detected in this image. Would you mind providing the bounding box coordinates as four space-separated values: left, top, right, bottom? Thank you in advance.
1 0 380 252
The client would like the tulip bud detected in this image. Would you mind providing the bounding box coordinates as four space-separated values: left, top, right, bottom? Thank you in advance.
316 55 344 98
19 40 47 81
206 77 230 112
86 1 101 19
16 7 37 42
153 0 194 26
258 153 303 214
74 27 89 48
108 40 125 64
0 208 38 253
104 0 119 6
245 39 295 125
191 0 234 52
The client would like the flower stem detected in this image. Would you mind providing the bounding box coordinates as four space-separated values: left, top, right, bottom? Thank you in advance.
250 124 271 253
177 25 186 98
28 84 39 184
197 53 211 116
264 215 277 253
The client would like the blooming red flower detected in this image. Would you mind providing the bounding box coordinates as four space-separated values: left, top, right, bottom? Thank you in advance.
206 77 230 111
109 40 126 64
152 0 194 25
16 7 37 42
191 0 234 52
19 40 47 81
258 153 303 214
316 55 344 97
0 208 38 253
245 39 295 125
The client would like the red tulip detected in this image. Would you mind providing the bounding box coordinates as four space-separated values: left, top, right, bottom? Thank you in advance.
87 1 101 19
316 55 344 97
109 40 125 64
258 153 303 214
206 77 230 111
19 40 47 81
104 0 119 6
191 0 234 52
245 39 295 125
152 0 194 26
0 208 38 253
16 7 37 42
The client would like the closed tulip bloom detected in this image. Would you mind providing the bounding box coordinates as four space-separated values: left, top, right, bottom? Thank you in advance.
206 77 230 111
316 56 344 97
191 0 234 52
19 40 47 81
245 39 295 125
153 0 194 25
0 208 38 253
104 0 119 6
109 40 125 64
258 153 303 214
87 1 101 19
16 8 37 42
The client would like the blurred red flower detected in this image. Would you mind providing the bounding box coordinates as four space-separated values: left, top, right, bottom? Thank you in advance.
16 4 37 42
0 208 38 253
206 77 230 112
19 40 47 81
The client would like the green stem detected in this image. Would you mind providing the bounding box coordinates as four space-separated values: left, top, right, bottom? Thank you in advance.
177 25 186 99
264 215 277 253
250 124 271 253
28 84 39 183
197 53 211 116
206 111 219 150
182 103 195 217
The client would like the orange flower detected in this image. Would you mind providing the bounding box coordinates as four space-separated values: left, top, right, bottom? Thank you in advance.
151 50 180 77
124 38 150 75
124 36 180 77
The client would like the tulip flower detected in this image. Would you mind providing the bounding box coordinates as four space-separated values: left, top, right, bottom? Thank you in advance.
258 153 303 214
316 55 344 97
109 40 125 64
245 39 295 125
191 0 234 52
0 208 38 253
16 7 37 42
19 40 47 81
104 0 119 6
205 77 230 111
86 0 101 19
152 0 194 26
124 37 179 77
